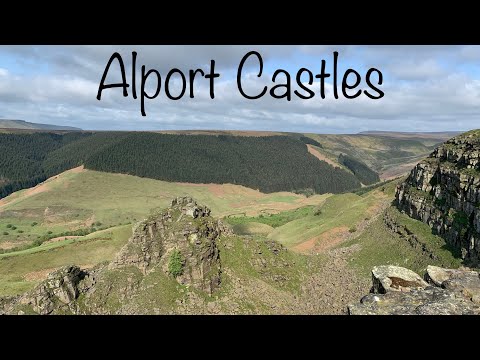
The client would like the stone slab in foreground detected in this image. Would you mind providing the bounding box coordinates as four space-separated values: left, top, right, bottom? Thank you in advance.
349 265 480 315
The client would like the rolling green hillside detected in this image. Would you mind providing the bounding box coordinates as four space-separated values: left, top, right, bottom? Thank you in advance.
0 169 463 304
226 190 386 251
0 167 331 251
0 168 328 297
0 129 469 314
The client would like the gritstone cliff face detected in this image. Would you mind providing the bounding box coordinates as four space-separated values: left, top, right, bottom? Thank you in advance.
395 130 480 266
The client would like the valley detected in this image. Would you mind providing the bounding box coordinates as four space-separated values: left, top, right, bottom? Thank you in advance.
0 128 476 314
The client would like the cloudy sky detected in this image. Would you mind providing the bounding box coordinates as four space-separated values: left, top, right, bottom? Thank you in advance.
0 45 479 133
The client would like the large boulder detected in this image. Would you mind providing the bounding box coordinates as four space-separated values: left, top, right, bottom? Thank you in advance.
371 265 428 293
349 286 480 315
349 265 480 315
425 265 477 286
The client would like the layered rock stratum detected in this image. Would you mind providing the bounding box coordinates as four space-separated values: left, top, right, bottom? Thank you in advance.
396 130 480 265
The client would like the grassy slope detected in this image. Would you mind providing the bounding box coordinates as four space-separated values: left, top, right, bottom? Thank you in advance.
344 208 463 280
225 186 390 250
0 167 330 298
339 173 463 278
0 225 132 296
0 225 131 259
267 191 381 247
0 168 330 247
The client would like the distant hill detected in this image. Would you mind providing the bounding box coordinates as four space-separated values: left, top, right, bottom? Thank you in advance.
358 130 460 140
0 119 81 131
0 132 361 199
159 130 462 180
1 128 468 200
307 132 461 180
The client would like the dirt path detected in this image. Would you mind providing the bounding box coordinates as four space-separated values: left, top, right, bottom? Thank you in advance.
293 226 349 253
43 235 82 245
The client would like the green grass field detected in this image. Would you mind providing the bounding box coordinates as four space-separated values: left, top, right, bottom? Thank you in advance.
226 180 399 250
0 225 132 296
226 206 318 229
0 168 331 249
267 191 383 248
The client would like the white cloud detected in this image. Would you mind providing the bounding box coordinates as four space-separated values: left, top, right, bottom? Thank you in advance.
387 59 445 80
0 45 479 132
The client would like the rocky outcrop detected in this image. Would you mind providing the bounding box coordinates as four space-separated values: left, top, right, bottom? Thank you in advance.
2 197 232 314
348 265 480 315
1 266 87 315
395 130 480 265
110 196 230 294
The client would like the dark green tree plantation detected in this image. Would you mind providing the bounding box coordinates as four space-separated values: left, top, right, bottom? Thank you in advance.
84 133 361 193
338 153 380 185
0 132 92 197
0 132 366 198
